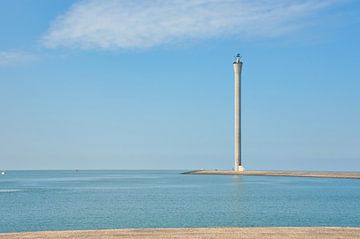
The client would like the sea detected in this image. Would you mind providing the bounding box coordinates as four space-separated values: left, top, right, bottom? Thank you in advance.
0 170 360 233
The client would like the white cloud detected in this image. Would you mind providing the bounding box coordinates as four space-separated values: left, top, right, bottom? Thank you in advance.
42 0 340 50
0 51 36 66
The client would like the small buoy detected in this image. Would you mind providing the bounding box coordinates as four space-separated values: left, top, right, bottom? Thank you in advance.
1 171 5 175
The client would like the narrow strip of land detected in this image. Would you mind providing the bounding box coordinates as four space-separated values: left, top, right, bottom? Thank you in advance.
1 227 360 239
183 170 360 179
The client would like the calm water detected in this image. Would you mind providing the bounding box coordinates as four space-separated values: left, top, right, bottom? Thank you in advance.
0 170 360 232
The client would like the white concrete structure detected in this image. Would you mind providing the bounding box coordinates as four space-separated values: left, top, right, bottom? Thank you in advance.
233 54 244 171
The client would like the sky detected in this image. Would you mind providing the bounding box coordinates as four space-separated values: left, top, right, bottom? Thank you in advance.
0 0 360 171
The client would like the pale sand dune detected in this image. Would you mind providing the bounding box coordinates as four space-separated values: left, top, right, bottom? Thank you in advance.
1 227 360 239
184 170 360 179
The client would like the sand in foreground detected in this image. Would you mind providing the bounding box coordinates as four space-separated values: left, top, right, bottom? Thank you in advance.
1 227 360 239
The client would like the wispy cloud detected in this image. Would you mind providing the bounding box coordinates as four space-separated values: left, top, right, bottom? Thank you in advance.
0 51 36 66
42 0 340 50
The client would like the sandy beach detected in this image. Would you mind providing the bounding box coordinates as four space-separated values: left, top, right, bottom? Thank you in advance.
184 170 360 179
1 227 360 239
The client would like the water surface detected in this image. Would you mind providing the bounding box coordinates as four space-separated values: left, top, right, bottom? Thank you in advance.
0 170 359 232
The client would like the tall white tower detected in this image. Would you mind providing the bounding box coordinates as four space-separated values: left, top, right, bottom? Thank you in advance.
234 54 244 171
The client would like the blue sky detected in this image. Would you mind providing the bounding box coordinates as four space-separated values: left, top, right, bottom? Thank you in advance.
0 0 359 170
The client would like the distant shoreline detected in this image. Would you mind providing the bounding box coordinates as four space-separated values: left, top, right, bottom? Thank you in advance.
1 227 360 239
183 170 360 179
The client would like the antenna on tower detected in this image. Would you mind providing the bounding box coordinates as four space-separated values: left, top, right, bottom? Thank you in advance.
234 53 241 63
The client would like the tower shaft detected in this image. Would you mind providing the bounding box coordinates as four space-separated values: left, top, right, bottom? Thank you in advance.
233 56 244 171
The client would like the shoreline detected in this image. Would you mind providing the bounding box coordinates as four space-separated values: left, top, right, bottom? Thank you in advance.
183 170 360 179
1 227 360 239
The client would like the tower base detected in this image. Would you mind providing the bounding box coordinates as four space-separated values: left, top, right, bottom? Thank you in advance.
236 165 245 171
